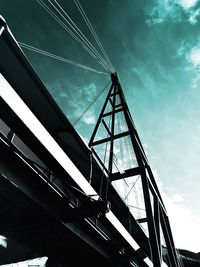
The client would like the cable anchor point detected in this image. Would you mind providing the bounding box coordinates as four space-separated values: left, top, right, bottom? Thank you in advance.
111 72 119 84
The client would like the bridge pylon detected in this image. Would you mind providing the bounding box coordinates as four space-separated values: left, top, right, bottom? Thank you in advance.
89 72 179 267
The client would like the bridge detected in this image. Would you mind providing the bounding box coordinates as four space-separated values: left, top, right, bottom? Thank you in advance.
0 10 179 267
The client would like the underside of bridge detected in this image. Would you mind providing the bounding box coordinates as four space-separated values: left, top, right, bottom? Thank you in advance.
0 16 179 267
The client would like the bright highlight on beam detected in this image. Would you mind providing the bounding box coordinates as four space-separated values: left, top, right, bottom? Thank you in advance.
144 257 153 267
0 26 5 36
106 211 140 250
0 257 48 267
0 74 97 199
0 235 7 248
0 74 150 265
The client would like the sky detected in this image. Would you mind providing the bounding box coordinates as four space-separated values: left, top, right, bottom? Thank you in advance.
1 0 200 253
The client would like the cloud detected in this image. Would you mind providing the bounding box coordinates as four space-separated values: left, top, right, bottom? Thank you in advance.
146 0 185 25
188 8 200 24
153 170 200 252
146 0 200 25
176 0 199 9
163 191 200 252
82 110 96 124
192 72 200 87
46 80 98 125
185 44 200 87
177 0 200 24
176 41 200 87
176 41 187 57
187 45 200 66
72 82 97 125
146 0 179 25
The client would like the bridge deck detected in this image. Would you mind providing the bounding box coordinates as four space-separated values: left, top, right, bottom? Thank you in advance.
0 17 151 267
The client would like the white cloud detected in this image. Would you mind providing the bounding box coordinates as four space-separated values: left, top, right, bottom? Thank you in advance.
146 0 200 25
153 170 200 252
192 72 200 87
187 45 200 66
58 82 98 126
176 42 187 57
175 0 200 24
46 80 98 125
177 42 200 87
163 191 200 252
176 0 199 9
72 83 97 124
185 44 200 87
83 82 97 102
146 0 178 25
189 8 200 24
82 110 96 124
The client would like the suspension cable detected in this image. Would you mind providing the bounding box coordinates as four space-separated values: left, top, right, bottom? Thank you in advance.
73 80 111 126
125 175 140 200
36 0 105 69
49 0 113 72
36 0 112 72
74 0 115 72
18 41 109 75
36 0 80 43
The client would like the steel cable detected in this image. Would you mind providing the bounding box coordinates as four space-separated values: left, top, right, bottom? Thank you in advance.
18 41 109 75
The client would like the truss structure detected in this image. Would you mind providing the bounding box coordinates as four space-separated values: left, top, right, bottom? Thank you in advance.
89 73 179 267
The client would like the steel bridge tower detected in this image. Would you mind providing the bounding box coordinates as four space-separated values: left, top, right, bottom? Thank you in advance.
89 73 179 267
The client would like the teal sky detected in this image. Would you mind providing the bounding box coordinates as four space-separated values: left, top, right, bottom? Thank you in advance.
1 0 200 252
